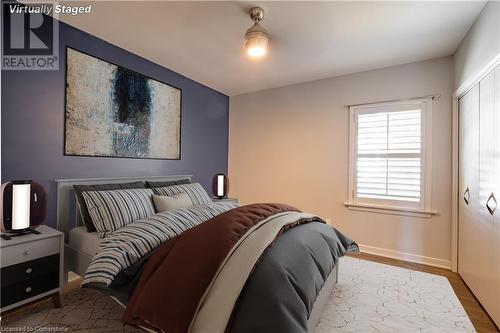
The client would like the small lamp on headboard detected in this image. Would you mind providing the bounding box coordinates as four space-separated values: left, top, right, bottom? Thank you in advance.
212 174 229 199
0 180 46 239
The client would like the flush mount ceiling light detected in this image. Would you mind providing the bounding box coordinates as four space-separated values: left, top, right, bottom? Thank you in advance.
245 7 269 58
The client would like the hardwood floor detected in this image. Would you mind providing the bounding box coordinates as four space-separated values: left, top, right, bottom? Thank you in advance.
348 252 499 333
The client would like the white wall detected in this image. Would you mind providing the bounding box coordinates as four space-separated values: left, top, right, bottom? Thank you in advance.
454 1 500 88
229 57 454 267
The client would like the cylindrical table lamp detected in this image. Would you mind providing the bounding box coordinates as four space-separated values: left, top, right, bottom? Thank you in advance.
1 180 46 238
212 174 229 199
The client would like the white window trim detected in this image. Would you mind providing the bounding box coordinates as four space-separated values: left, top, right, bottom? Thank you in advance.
345 98 436 218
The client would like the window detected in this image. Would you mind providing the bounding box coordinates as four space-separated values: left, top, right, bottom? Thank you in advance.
346 99 434 216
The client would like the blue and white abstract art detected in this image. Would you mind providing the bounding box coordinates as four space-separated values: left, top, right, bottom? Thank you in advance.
64 48 181 159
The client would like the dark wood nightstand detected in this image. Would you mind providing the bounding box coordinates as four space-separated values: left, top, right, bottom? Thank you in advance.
0 225 64 313
212 197 238 204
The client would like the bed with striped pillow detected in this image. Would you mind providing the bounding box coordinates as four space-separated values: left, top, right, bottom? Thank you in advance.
151 183 212 206
82 201 238 287
82 188 156 238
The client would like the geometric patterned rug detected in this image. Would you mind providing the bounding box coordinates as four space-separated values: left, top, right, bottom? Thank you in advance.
1 257 476 333
0 286 141 332
315 257 476 333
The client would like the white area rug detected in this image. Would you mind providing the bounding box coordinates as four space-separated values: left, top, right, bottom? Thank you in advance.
2 256 476 333
315 257 476 333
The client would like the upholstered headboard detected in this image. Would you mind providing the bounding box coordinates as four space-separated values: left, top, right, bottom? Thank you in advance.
54 175 192 241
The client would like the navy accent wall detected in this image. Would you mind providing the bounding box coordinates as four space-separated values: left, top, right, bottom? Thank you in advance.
1 19 229 228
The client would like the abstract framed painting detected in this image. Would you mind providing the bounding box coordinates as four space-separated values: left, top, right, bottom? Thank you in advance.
64 47 181 160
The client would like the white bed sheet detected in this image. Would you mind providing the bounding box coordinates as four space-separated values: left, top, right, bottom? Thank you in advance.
68 226 102 257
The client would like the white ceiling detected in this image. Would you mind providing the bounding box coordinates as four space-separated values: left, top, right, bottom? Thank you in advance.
58 1 486 96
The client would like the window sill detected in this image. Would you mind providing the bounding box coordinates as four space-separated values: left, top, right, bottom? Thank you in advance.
343 201 437 218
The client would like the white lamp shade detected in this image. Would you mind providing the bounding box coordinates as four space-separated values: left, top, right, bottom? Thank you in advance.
217 175 225 197
12 183 30 230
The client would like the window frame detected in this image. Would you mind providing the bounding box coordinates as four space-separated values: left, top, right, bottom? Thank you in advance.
345 98 435 217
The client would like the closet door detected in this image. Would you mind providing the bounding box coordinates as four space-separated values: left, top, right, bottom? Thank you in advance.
484 66 500 327
458 84 480 294
478 68 499 327
494 67 500 328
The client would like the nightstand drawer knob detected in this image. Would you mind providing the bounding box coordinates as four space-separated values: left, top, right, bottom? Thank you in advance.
25 287 32 293
25 268 33 274
23 250 33 256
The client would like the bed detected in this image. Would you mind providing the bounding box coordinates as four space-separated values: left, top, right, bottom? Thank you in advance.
56 175 193 280
55 175 357 333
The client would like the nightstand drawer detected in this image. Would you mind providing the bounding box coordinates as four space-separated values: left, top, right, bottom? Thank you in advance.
1 270 59 308
1 236 59 267
1 254 59 286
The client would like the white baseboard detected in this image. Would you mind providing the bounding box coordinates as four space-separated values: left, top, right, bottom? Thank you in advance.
358 244 451 269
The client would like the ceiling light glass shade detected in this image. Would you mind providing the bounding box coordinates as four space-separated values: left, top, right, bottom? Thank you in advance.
245 23 269 58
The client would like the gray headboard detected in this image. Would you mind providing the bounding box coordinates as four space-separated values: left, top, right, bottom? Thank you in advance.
54 175 192 241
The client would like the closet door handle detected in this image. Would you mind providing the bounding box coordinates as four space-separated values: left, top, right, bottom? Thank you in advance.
463 187 470 205
486 193 497 216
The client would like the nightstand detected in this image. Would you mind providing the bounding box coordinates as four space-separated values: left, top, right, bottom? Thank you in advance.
1 225 64 313
212 197 238 204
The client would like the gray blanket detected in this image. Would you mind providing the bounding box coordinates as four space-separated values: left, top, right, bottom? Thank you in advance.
230 221 357 333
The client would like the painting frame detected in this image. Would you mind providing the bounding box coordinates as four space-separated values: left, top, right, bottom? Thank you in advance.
63 46 182 160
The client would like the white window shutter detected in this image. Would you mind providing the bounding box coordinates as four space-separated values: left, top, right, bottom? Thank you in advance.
356 109 422 203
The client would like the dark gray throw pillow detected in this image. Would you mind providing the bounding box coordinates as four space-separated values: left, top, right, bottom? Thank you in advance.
73 181 146 232
145 179 191 188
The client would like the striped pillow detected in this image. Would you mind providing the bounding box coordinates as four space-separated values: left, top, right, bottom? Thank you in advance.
82 201 238 286
152 183 212 206
82 188 155 238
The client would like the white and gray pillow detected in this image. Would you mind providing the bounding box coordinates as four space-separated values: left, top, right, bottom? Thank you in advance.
152 183 212 206
73 181 146 232
82 188 155 238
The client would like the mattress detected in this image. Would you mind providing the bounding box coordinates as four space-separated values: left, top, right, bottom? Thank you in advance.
68 226 102 257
